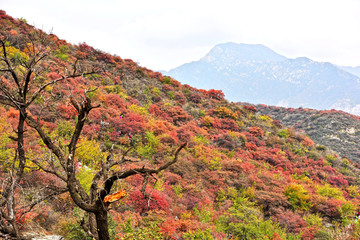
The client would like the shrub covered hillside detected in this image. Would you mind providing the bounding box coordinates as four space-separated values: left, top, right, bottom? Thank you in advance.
256 104 360 164
1 10 360 240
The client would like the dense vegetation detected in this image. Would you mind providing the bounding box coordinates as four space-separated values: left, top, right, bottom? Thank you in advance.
1 10 360 239
256 104 360 163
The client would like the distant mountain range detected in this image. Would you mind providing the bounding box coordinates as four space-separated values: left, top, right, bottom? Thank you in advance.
163 42 360 115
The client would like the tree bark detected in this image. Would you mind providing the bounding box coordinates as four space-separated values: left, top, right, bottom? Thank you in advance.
95 204 110 240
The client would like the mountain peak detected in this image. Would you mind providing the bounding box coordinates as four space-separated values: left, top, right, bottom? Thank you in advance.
166 42 360 115
201 42 287 63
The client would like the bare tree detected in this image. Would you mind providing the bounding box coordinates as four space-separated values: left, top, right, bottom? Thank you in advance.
28 99 187 238
0 29 187 240
0 29 99 239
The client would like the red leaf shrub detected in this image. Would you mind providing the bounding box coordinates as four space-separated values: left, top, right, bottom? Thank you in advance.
162 84 174 93
245 142 257 151
48 71 61 80
188 92 202 103
328 175 348 187
243 105 257 112
206 89 225 100
214 134 236 150
249 126 264 137
128 188 169 213
174 92 187 105
104 93 126 110
274 209 307 234
57 104 77 119
110 112 145 135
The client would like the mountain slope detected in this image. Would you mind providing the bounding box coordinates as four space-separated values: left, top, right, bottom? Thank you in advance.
164 42 360 115
2 10 360 239
256 105 360 163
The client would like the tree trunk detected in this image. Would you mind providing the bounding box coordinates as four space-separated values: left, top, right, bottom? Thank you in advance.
95 207 110 240
88 213 99 240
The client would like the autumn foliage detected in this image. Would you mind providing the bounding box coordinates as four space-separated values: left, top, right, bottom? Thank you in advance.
1 10 360 239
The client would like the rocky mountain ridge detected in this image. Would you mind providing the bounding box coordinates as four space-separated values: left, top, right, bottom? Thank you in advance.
164 42 360 115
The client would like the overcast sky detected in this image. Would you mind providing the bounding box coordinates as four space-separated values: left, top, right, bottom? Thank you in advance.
2 0 360 71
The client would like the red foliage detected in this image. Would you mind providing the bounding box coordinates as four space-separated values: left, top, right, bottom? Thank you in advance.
206 89 225 100
110 112 145 135
174 92 187 105
181 193 200 210
177 127 193 142
160 217 181 237
171 79 181 88
148 71 163 80
9 29 18 36
249 126 264 137
322 165 336 174
149 104 163 116
162 84 174 93
212 118 239 131
0 10 16 24
149 103 190 125
57 104 77 119
164 172 182 185
104 93 126 110
167 106 190 124
23 170 64 189
274 209 307 234
328 175 348 187
7 108 19 118
245 142 257 151
240 162 255 173
150 120 175 135
302 136 314 147
75 51 87 59
176 121 205 142
214 134 238 150
243 105 257 112
188 92 202 103
48 72 61 80
160 133 179 145
97 53 114 63
78 42 93 52
312 197 343 220
128 188 169 213
16 208 37 228
88 107 108 121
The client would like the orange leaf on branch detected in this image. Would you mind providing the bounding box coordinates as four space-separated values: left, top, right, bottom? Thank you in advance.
103 189 126 203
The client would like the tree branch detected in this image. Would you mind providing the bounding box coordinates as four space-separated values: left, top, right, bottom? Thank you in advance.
0 38 20 89
25 115 66 167
99 143 187 201
26 70 99 107
17 188 68 220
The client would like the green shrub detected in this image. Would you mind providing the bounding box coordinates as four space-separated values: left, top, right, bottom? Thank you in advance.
316 184 344 200
284 183 312 211
278 129 290 138
122 224 164 240
183 229 214 240
216 190 294 240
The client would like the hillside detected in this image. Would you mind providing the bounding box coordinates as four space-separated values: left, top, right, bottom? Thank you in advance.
2 10 360 239
256 105 360 164
163 42 360 115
